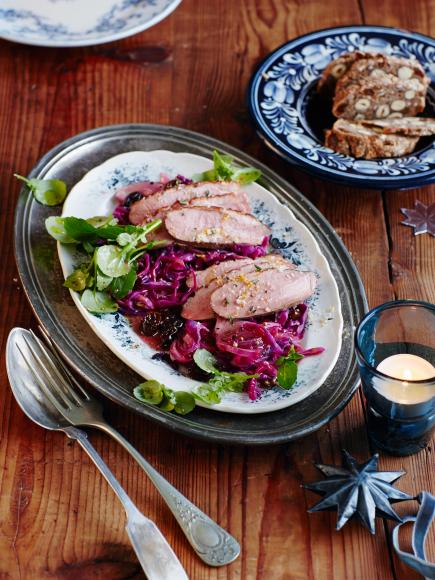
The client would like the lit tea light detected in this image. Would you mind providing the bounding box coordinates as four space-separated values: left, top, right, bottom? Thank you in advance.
376 354 435 404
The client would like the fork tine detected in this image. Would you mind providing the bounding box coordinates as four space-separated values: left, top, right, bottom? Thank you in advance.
36 327 90 401
21 334 73 409
16 342 71 419
27 331 82 406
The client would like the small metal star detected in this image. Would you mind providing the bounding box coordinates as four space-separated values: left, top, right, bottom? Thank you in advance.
401 200 435 236
304 450 413 534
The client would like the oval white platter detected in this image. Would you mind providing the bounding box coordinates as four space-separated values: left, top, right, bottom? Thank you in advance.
0 0 182 47
59 150 343 414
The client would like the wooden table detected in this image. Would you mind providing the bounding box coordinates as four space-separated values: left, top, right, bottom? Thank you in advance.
0 2 434 578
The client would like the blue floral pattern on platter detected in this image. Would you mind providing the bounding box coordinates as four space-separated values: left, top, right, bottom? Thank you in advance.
248 26 435 189
58 151 343 414
0 0 181 47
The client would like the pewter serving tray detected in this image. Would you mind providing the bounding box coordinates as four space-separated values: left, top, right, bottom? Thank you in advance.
14 124 367 445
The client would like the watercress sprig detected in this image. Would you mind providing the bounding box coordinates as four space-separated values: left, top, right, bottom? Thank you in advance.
133 380 196 415
276 347 304 390
192 349 259 405
194 150 262 185
15 174 67 206
45 214 164 314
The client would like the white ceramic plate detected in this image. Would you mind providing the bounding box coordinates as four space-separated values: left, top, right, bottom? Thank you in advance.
59 150 343 413
0 0 182 47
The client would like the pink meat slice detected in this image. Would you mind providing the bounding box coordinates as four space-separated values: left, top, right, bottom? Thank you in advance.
187 258 253 289
211 269 317 319
150 191 251 221
189 192 251 213
182 283 221 320
164 207 270 247
187 254 291 289
129 181 241 225
182 256 296 320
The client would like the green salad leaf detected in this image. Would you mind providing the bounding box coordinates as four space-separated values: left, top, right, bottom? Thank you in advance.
194 150 262 184
193 348 220 374
134 380 195 415
45 216 76 243
45 214 164 314
63 267 89 292
192 349 258 405
109 266 137 299
80 289 118 314
276 347 304 390
96 245 130 278
15 174 67 206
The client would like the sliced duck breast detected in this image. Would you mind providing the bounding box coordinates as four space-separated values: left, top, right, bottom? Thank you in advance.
211 269 316 319
187 258 252 289
187 254 291 289
165 207 270 247
129 181 241 225
182 283 220 320
150 191 251 221
189 191 250 213
182 256 296 320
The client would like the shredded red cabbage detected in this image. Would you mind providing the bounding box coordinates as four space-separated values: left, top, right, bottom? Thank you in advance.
169 303 324 401
113 204 131 224
169 320 213 363
118 243 267 315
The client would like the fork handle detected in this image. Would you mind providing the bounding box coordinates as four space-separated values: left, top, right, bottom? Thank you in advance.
94 422 240 567
65 426 188 580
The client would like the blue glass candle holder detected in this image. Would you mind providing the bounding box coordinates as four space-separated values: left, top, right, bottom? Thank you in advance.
355 300 435 456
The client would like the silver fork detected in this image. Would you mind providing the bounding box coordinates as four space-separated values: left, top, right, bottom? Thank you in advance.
22 327 240 567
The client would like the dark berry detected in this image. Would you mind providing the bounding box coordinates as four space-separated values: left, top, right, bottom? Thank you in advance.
141 310 184 348
124 191 144 207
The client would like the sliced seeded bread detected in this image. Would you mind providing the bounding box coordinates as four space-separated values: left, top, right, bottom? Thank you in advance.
325 119 419 159
332 76 427 120
361 117 435 136
317 51 370 95
335 53 428 97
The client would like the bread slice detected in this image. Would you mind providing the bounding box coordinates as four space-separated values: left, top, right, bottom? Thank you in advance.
332 76 427 120
325 119 418 159
361 117 435 136
335 53 428 97
317 51 370 95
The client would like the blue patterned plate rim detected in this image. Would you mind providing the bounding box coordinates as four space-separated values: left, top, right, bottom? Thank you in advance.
0 0 182 48
248 25 435 189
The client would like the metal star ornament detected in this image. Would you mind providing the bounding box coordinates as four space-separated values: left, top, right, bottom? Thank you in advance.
304 450 413 534
400 200 435 236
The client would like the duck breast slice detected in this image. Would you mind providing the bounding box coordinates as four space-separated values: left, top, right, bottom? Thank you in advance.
211 269 316 319
165 207 270 247
189 191 251 213
186 254 293 289
129 181 241 225
181 282 220 320
186 258 254 289
182 257 296 320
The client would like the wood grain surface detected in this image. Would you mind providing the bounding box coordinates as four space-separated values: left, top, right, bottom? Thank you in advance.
0 1 434 579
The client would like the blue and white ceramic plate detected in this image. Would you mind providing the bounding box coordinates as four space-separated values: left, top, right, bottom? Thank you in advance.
248 26 435 190
59 150 343 414
0 0 182 47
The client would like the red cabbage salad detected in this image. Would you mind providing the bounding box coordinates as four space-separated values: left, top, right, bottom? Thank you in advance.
42 151 324 415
